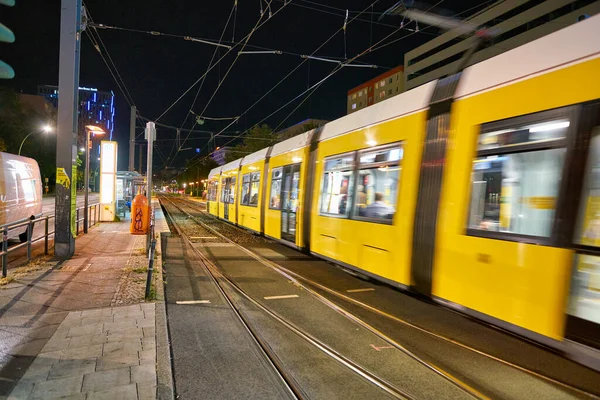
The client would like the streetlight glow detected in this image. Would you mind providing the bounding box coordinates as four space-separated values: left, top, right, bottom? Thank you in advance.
43 125 53 133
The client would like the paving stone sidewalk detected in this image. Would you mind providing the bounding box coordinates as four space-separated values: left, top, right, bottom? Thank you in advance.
9 304 156 400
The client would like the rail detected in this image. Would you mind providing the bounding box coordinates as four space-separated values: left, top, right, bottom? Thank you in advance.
0 203 101 277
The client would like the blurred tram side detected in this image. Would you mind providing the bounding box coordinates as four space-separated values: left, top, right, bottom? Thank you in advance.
206 15 600 371
0 152 43 242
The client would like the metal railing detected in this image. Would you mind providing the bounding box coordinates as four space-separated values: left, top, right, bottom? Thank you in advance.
0 203 101 277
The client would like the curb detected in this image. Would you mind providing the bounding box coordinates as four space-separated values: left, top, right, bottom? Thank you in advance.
153 204 175 400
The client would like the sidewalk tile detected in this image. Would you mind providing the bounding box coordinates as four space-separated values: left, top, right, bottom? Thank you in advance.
48 359 96 379
81 308 113 318
69 334 107 349
105 327 143 338
137 383 157 400
103 320 138 332
13 338 47 356
41 337 71 352
81 315 114 325
96 352 139 371
22 363 51 380
29 374 83 399
142 337 156 351
8 379 34 400
87 382 137 400
137 318 155 329
61 343 103 361
30 350 64 367
67 323 103 338
139 349 155 365
131 364 156 384
82 367 131 392
103 339 142 356
63 311 83 321
142 327 155 338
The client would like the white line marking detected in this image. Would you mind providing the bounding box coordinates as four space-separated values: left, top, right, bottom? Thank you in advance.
83 263 92 271
176 300 211 305
346 288 375 293
190 236 218 239
263 295 299 300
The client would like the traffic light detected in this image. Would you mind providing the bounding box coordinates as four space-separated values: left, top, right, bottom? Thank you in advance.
0 0 15 79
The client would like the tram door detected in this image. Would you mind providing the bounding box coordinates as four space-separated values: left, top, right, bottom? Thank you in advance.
223 178 232 221
566 119 600 351
281 164 300 243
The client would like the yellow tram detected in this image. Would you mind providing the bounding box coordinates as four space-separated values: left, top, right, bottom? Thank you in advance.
207 16 600 369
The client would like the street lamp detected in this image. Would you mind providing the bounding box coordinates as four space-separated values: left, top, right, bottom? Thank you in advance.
83 125 105 233
18 125 53 156
189 182 194 196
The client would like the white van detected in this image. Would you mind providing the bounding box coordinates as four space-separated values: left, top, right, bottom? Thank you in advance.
0 152 43 241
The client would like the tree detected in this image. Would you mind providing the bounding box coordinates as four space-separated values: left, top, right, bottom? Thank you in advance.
0 87 57 190
224 124 279 163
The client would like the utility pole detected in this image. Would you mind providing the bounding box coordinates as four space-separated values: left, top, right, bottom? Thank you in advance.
145 122 155 249
55 0 82 259
129 105 136 171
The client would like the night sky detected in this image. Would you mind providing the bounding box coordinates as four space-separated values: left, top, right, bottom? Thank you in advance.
2 0 488 172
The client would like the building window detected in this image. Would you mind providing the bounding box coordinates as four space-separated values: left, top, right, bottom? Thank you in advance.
352 103 357 110
467 114 569 237
352 94 357 99
388 78 393 84
359 102 362 107
388 89 392 95
320 154 354 216
359 91 363 97
380 80 385 87
270 168 283 209
379 92 386 99
375 83 379 89
354 145 402 222
369 87 372 92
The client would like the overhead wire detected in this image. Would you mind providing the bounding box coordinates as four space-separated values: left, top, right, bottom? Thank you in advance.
83 2 146 135
153 0 291 124
161 0 239 171
173 0 496 177
172 0 283 170
177 0 387 174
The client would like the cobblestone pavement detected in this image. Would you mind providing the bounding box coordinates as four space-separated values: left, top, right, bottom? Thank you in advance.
9 303 157 400
0 221 152 396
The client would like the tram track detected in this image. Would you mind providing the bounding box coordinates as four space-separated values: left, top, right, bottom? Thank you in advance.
162 194 600 399
161 196 419 400
160 195 492 400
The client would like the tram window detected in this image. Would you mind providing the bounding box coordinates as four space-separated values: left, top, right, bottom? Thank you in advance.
249 172 260 206
241 174 251 205
569 127 600 326
354 145 402 222
467 117 569 237
270 167 282 209
320 154 354 216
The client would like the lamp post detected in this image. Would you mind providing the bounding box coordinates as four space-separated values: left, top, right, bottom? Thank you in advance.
18 125 53 155
189 182 194 197
83 125 105 233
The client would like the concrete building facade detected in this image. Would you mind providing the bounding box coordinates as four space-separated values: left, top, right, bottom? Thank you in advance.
347 66 404 114
404 0 600 90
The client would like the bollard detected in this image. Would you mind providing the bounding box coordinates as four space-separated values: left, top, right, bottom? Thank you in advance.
44 216 49 255
26 220 33 262
145 239 157 300
2 227 7 278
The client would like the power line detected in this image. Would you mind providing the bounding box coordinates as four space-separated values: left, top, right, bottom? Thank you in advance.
177 0 387 174
153 0 291 124
162 1 240 171
83 2 146 131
